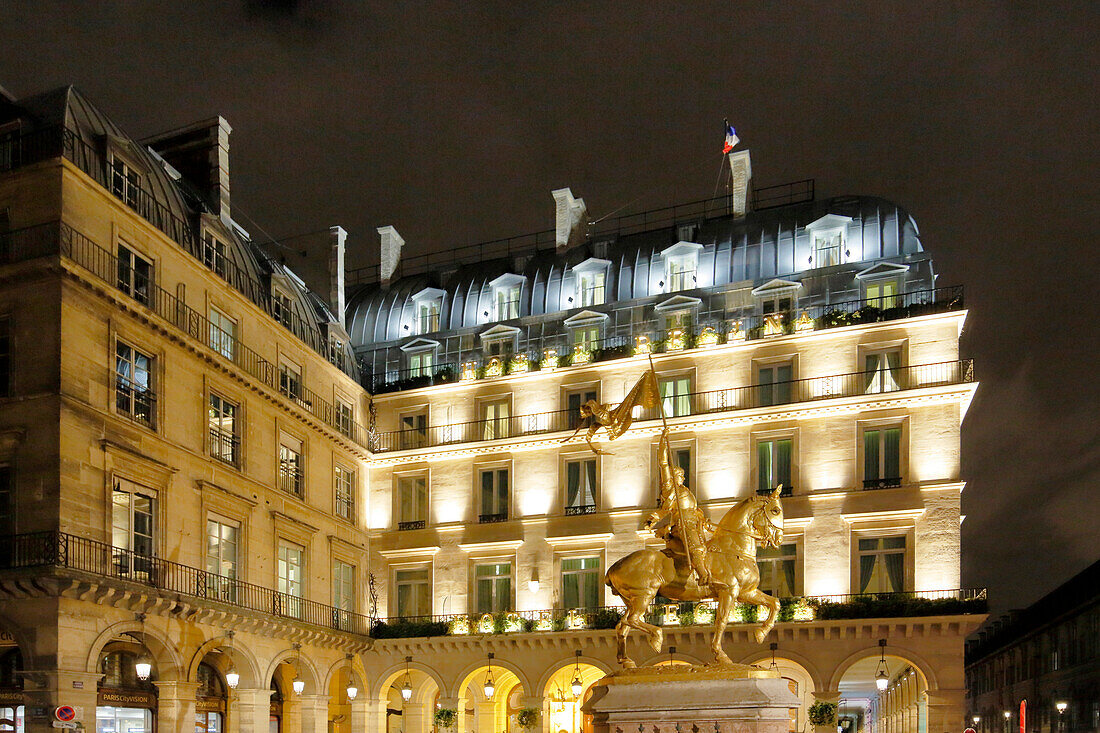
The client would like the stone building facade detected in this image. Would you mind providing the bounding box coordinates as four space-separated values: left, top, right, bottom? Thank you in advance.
0 85 985 733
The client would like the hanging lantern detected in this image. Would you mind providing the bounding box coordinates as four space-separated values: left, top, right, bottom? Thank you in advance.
769 643 779 673
483 653 495 700
400 656 413 702
134 655 152 682
875 639 890 691
347 685 358 701
292 643 305 695
570 650 583 698
225 667 240 690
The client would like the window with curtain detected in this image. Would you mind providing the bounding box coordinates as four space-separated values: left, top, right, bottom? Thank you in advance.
562 557 601 609
479 468 509 522
278 433 303 497
481 398 511 440
864 349 902 393
332 560 355 618
566 387 598 429
208 393 239 465
573 325 601 351
206 517 239 601
865 279 900 309
757 363 793 406
417 299 440 333
495 285 521 320
334 465 355 521
397 474 427 529
660 376 692 417
863 427 902 489
394 568 431 618
579 270 606 306
115 341 155 428
758 438 792 493
277 541 304 618
112 479 156 579
565 458 597 514
857 536 906 593
813 231 843 267
408 350 434 377
116 242 151 305
666 256 696 291
475 562 512 613
757 543 798 597
208 308 237 360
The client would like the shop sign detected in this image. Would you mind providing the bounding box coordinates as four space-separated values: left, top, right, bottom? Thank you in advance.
98 690 157 708
195 699 225 713
0 690 23 703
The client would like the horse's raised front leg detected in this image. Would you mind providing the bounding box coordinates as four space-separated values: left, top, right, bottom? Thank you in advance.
711 590 736 666
741 587 780 644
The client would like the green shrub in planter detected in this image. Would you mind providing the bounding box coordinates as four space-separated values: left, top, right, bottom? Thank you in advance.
433 708 458 730
516 708 539 729
808 701 837 726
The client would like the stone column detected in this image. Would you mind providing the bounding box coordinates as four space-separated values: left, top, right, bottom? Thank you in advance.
297 695 330 733
154 681 202 733
926 689 966 733
362 699 388 733
401 702 428 733
348 698 370 733
20 670 102 733
474 700 496 733
231 687 273 733
518 696 543 733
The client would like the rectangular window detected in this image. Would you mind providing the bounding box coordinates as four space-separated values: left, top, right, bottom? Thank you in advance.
202 233 228 279
208 393 239 465
110 158 140 208
757 438 792 493
481 398 511 440
400 411 428 449
672 447 691 488
566 387 598 430
335 399 354 437
757 363 793 406
417 300 440 333
562 557 601 609
659 376 692 418
0 466 12 528
278 434 303 497
579 271 606 307
565 458 597 514
112 479 156 579
277 541 304 618
761 295 793 315
814 232 842 267
271 291 293 327
208 308 237 361
117 244 151 305
479 468 509 523
573 326 601 351
485 336 514 357
864 349 902 393
115 342 155 428
664 311 693 333
667 257 695 291
475 562 512 613
756 543 797 597
327 337 345 369
279 360 302 401
865 280 900 309
857 536 907 593
332 559 355 621
206 517 239 602
863 427 902 489
394 568 432 618
496 286 520 320
409 350 434 378
0 317 9 398
334 464 355 521
396 474 428 530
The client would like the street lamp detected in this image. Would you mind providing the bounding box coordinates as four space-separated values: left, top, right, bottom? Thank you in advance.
291 643 305 695
400 656 413 702
570 650 583 698
875 639 890 692
483 653 495 700
224 631 240 690
1056 701 1067 732
134 614 152 682
346 654 359 702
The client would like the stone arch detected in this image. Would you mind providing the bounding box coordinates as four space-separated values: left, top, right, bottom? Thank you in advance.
738 648 826 692
369 658 446 702
640 649 706 667
322 654 368 694
827 644 939 692
84 619 184 681
534 654 613 695
186 634 262 689
0 612 35 669
263 646 322 696
449 656 532 700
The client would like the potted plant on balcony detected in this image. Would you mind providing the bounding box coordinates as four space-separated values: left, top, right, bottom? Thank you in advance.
433 707 458 732
516 707 540 730
808 701 838 733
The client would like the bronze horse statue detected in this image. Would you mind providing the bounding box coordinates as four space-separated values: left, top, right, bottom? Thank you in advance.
605 491 785 667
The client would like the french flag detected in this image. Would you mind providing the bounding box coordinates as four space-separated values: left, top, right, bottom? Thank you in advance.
723 123 739 154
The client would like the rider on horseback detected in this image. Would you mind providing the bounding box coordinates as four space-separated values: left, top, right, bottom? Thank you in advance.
645 429 720 589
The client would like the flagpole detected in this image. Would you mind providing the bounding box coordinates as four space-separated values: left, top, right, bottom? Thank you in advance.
648 354 670 435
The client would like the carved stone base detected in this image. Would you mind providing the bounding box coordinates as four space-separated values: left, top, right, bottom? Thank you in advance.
581 665 799 733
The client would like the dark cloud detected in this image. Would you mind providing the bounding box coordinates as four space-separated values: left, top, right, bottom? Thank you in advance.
2 0 1098 612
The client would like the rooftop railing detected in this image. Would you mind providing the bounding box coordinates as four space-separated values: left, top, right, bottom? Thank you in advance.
0 127 356 378
0 531 372 635
1 221 373 449
371 359 974 452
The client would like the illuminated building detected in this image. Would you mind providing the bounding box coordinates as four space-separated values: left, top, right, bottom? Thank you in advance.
0 84 984 733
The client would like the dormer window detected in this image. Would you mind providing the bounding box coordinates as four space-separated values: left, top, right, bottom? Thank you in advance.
579 270 605 306
660 242 703 293
751 279 802 321
400 338 441 379
856 263 909 310
203 232 229 279
109 156 141 208
410 287 445 335
271 288 293 327
479 325 521 358
805 214 854 268
488 274 525 322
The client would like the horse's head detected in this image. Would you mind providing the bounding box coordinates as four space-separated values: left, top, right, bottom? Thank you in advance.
751 489 785 548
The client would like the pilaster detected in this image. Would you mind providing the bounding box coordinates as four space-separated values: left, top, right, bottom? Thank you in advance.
154 681 202 733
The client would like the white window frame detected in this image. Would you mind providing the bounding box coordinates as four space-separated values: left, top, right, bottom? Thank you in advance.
479 395 512 440
277 540 305 618
208 307 237 361
278 432 303 497
116 241 152 305
334 463 356 522
477 464 510 522
111 478 157 579
206 514 240 602
208 392 240 466
560 555 602 610
805 214 853 268
114 340 155 429
563 454 598 514
395 471 429 529
393 565 433 618
202 231 229 279
473 559 513 613
853 532 911 594
487 273 526 322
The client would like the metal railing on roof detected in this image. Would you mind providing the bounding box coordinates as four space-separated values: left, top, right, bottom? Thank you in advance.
371 359 974 452
0 531 372 635
0 127 356 378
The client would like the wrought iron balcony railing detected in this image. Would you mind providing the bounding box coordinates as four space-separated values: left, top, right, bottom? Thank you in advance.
372 359 974 452
0 532 372 634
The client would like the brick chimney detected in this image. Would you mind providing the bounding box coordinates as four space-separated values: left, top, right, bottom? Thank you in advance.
143 117 233 220
552 187 587 251
726 149 752 218
377 225 404 286
328 226 346 326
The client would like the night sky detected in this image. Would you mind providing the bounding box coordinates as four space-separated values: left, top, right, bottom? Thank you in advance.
4 1 1098 615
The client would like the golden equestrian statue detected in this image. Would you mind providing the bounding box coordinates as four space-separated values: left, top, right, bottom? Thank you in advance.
575 363 787 667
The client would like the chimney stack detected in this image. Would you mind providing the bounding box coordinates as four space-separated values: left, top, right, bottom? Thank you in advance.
143 116 233 220
726 149 752 218
328 226 346 326
552 188 587 251
377 225 404 286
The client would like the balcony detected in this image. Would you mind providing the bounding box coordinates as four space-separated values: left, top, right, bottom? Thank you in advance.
0 532 372 634
362 285 965 395
372 359 975 453
863 477 903 490
564 504 598 516
209 428 240 466
397 520 426 531
478 512 508 524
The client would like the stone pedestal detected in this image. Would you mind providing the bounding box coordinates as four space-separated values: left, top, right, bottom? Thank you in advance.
582 665 799 733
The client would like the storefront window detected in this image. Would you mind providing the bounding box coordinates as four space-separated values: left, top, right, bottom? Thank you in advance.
95 707 151 733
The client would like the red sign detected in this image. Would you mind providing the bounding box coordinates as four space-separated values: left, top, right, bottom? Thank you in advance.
965 727 977 733
1020 700 1027 733
54 707 76 722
